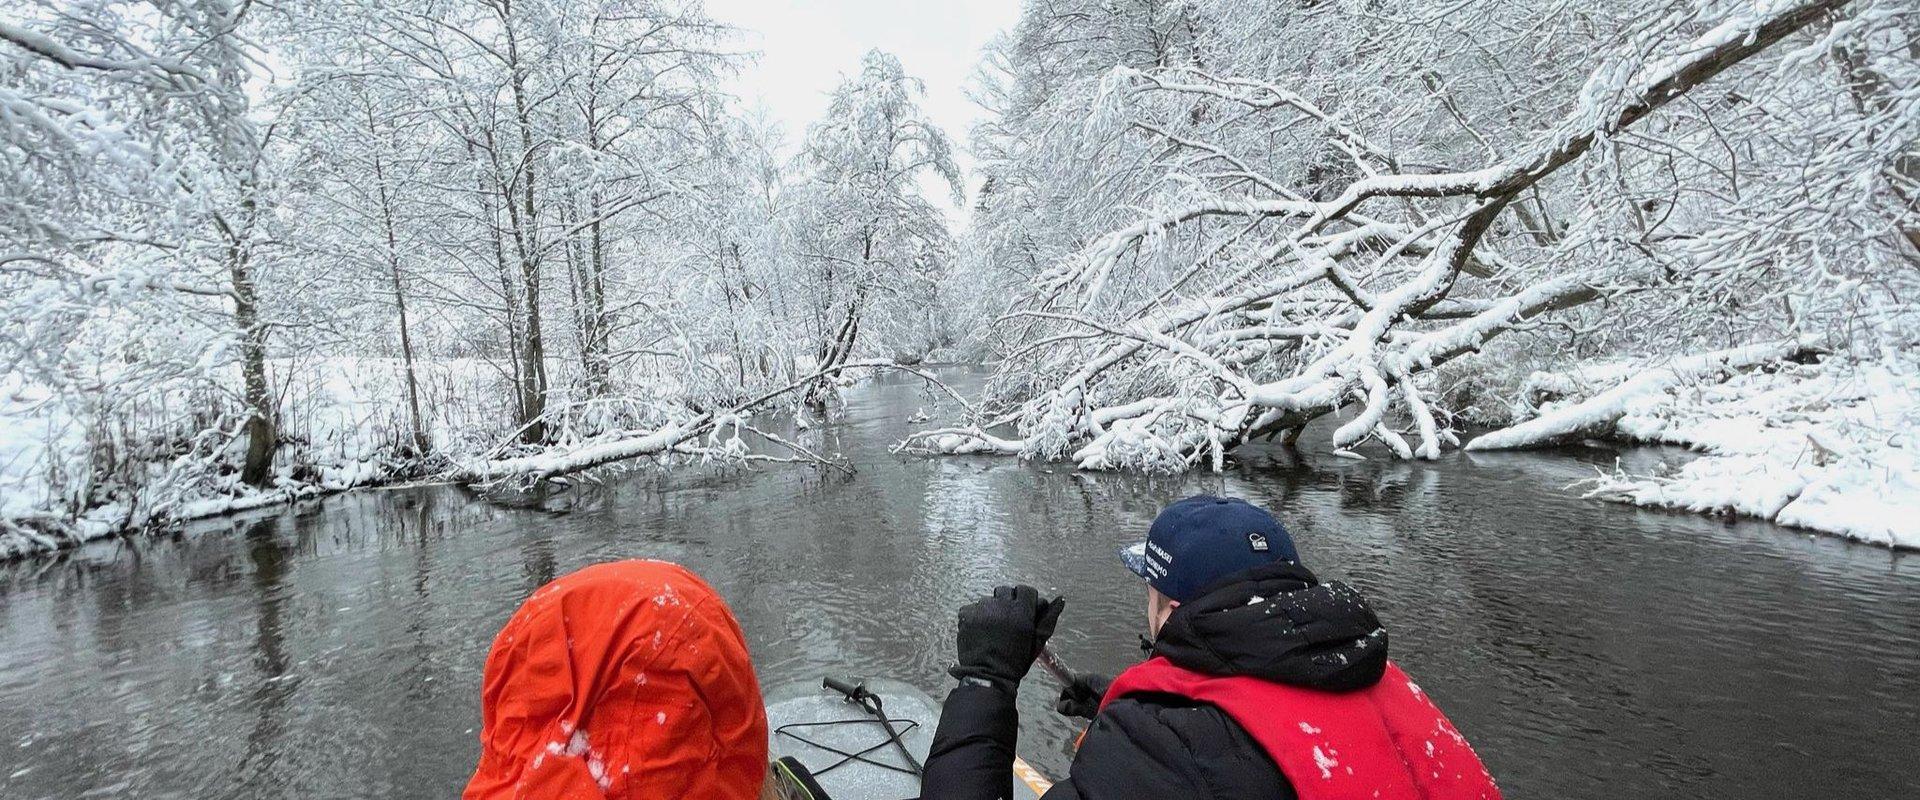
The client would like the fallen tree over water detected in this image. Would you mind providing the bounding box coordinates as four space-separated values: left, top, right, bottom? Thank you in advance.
914 0 1908 471
450 360 972 484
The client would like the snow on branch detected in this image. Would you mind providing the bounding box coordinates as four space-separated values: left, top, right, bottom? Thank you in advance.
2 21 184 77
1126 67 1395 170
1465 337 1826 451
930 0 1861 471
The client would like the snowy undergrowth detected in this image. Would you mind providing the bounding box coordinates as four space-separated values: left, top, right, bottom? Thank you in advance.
1 354 821 558
0 358 512 559
1550 358 1919 548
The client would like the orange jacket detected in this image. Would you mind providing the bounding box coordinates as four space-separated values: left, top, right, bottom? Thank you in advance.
464 560 768 800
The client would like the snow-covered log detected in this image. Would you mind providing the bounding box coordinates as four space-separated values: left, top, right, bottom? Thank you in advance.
1465 338 1826 452
451 360 964 483
1570 359 1920 548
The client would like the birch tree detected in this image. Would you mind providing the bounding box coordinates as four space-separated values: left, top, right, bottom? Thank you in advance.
280 74 440 452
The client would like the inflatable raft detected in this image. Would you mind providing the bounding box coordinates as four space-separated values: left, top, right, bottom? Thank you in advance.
764 677 1050 800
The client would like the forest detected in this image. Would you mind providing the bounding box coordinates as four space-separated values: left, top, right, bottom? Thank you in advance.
2 0 1915 556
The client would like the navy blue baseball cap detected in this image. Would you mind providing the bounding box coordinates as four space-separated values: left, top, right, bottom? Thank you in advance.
1120 495 1298 603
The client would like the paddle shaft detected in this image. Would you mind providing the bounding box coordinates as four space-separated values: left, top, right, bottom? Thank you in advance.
1012 755 1054 796
1015 647 1073 797
1035 645 1073 685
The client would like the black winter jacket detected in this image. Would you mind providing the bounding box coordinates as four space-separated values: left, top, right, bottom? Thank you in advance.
919 561 1388 800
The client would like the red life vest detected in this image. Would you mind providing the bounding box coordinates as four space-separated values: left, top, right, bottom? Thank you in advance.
1100 657 1501 800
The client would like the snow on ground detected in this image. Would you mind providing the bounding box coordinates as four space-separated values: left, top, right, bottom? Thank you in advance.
0 358 511 559
1562 358 1919 548
0 374 84 520
276 356 509 478
0 353 802 558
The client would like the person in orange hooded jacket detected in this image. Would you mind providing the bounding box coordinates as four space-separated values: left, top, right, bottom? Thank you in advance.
464 560 770 800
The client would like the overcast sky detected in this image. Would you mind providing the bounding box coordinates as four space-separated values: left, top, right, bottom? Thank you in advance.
702 0 1024 217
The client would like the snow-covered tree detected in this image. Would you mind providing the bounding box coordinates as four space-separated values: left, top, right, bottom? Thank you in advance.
281 0 741 442
0 0 872 543
916 0 1917 470
789 50 963 401
2 0 293 511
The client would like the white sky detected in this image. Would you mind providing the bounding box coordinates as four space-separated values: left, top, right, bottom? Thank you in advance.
702 0 1024 219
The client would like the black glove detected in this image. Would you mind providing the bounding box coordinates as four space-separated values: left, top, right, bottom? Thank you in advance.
1053 672 1113 719
949 585 1066 692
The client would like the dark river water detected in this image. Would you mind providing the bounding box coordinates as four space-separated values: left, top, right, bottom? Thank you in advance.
3 369 1916 799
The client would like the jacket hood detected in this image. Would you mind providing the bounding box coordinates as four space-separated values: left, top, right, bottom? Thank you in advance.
464 560 767 800
1153 560 1388 691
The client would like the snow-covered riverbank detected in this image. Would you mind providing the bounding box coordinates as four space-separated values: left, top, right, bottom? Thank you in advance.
1508 357 1917 549
9 350 1912 558
0 358 510 559
1 354 861 559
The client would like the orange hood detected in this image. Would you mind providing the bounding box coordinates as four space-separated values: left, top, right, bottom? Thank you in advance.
464 560 767 800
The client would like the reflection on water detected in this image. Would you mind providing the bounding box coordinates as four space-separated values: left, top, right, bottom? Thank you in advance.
2 369 1915 799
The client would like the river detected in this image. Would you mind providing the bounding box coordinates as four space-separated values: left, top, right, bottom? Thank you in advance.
2 369 1915 799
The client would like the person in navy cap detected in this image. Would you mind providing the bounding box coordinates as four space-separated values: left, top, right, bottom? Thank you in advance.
1119 493 1301 637
921 494 1501 800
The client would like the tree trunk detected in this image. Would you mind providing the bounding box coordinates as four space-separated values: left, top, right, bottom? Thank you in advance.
719 236 747 388
808 234 874 405
230 238 276 487
518 255 548 443
497 9 548 443
371 150 429 453
583 186 611 396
